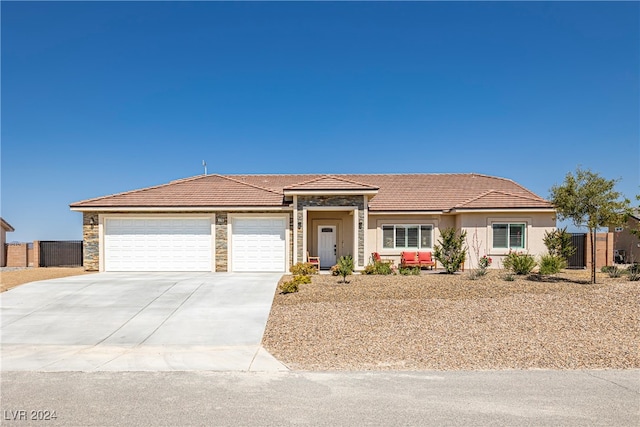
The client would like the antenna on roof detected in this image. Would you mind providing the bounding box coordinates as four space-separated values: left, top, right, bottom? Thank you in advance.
202 160 208 176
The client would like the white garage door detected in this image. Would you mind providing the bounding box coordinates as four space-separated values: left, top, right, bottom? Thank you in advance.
231 217 286 272
104 218 212 271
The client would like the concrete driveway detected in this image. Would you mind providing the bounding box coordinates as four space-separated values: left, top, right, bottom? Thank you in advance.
1 272 288 372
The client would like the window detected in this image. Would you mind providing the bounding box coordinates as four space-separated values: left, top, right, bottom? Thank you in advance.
382 225 433 249
492 223 525 249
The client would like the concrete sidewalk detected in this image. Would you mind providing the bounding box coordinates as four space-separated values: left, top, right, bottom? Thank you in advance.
1 272 288 372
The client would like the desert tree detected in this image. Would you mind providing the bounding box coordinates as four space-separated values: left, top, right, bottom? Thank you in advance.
549 167 629 284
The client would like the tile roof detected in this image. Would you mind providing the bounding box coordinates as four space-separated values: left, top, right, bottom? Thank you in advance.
70 175 283 208
283 175 379 192
70 173 554 211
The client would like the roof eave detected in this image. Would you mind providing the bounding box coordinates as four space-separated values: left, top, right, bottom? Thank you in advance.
70 205 292 212
449 207 556 214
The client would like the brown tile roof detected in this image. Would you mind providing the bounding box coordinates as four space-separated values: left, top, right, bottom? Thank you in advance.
284 175 379 192
70 173 554 211
70 175 284 208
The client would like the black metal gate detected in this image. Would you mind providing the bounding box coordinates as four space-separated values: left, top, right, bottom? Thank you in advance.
567 233 586 269
39 241 83 267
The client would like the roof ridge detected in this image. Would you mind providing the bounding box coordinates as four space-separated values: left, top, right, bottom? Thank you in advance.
69 175 206 206
283 174 379 190
324 174 380 188
455 189 548 208
218 174 283 196
282 175 329 189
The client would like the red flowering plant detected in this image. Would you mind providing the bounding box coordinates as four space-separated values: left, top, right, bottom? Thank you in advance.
478 255 492 270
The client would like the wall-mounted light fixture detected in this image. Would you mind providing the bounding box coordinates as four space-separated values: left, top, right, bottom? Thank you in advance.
89 217 96 227
217 216 225 225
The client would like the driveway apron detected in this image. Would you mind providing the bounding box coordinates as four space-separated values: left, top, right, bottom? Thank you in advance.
1 272 288 372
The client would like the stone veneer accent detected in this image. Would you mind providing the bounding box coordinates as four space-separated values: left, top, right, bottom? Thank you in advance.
214 212 228 272
83 212 99 271
297 195 366 267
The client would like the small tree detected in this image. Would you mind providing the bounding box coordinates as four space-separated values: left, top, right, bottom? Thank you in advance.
550 167 629 284
433 228 467 274
335 255 354 283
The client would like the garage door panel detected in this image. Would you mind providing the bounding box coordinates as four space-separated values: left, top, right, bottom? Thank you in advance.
232 218 286 272
105 218 212 271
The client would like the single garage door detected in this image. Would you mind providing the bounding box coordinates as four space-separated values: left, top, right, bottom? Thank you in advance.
231 217 286 272
104 218 212 271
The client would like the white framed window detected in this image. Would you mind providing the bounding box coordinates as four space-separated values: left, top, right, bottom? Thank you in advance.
492 223 526 249
382 225 433 249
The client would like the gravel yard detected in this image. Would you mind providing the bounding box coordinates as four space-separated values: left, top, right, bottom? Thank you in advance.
0 267 93 292
262 271 639 371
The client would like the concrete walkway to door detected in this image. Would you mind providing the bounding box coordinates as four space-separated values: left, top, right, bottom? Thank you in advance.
1 272 289 372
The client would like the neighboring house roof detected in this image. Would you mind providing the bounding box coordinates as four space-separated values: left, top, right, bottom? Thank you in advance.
627 209 640 222
1 218 15 232
70 173 554 212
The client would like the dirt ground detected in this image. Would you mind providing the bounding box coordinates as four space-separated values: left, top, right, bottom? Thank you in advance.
0 267 94 292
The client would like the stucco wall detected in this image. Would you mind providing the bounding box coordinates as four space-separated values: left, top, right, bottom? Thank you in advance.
366 214 448 266
458 212 556 269
612 217 640 264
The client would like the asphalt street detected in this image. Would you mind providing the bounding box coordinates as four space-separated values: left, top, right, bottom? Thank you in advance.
1 370 638 426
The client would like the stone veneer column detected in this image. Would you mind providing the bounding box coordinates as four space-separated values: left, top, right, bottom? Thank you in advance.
296 209 304 263
358 208 365 267
215 212 228 272
83 212 99 271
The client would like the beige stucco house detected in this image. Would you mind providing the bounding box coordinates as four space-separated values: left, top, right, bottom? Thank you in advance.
1 218 15 267
70 173 556 272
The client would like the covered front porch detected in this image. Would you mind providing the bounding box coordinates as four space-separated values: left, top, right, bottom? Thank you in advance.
301 208 360 270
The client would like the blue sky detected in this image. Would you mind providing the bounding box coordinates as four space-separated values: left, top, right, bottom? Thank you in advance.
2 1 638 242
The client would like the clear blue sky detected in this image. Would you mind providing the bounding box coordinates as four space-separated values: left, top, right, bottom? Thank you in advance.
2 1 638 242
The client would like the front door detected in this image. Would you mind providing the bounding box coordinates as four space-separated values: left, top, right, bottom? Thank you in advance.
318 225 337 269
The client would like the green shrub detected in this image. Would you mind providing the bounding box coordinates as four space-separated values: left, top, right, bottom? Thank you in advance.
543 227 576 260
607 266 622 278
290 262 318 276
363 260 394 275
335 255 354 283
601 266 614 273
503 272 516 282
627 264 639 274
538 254 567 276
502 251 536 275
279 274 312 294
467 268 488 280
628 271 640 282
279 279 299 294
399 266 420 276
433 227 467 274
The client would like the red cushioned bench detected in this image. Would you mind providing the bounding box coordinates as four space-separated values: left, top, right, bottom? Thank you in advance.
400 251 436 270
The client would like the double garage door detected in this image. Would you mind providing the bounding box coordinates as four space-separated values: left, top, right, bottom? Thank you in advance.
104 217 286 272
